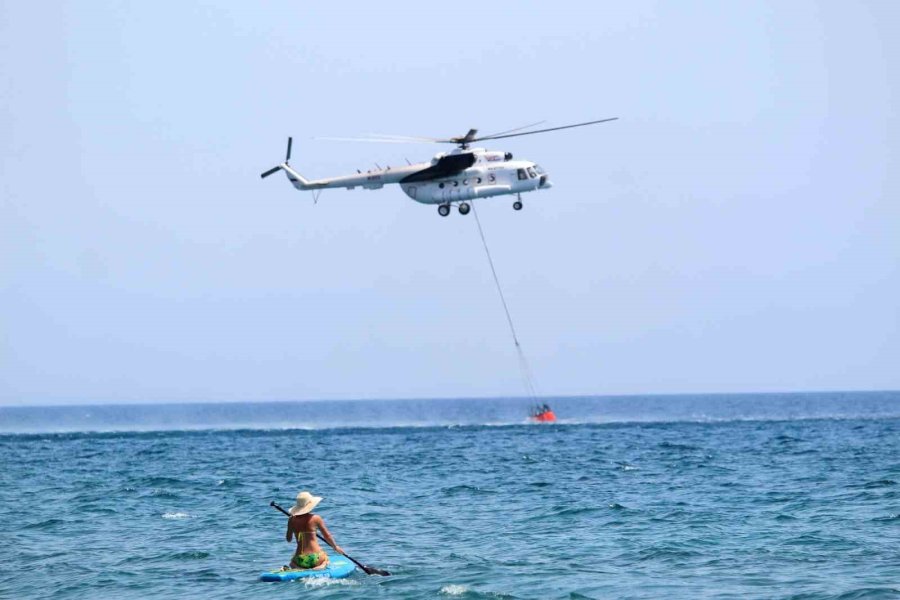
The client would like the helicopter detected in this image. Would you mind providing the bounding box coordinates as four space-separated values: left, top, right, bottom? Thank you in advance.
260 118 617 217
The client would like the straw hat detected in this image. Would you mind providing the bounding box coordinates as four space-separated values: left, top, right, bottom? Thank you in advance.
288 491 323 516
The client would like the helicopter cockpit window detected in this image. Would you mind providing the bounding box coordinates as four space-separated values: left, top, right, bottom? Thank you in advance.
534 164 545 174
527 167 537 178
517 168 528 181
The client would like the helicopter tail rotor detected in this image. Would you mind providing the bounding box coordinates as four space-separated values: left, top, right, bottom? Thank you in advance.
260 137 293 179
259 137 320 192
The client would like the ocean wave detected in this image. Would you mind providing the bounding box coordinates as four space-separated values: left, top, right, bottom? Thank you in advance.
22 518 65 530
658 441 700 451
557 506 606 517
619 545 704 563
175 567 222 581
302 577 359 588
150 490 182 499
871 513 900 522
775 513 799 522
215 478 245 488
169 550 209 560
135 447 169 457
441 584 470 596
439 584 515 598
825 588 900 600
441 484 496 496
140 476 189 487
527 481 552 488
162 512 190 519
853 479 897 489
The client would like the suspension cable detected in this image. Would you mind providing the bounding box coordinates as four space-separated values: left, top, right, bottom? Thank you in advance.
471 204 539 402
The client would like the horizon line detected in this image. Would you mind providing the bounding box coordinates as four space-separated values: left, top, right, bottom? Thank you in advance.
1 388 897 410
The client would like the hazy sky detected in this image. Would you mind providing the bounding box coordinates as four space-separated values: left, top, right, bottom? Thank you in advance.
2 1 898 405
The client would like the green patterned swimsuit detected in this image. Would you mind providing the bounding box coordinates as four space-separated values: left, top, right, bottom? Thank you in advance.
291 552 322 569
292 532 323 569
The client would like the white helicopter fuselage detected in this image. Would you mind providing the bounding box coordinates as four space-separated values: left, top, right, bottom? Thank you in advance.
279 147 551 207
399 149 551 205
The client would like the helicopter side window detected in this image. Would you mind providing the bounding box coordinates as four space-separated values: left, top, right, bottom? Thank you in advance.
488 174 496 183
453 181 459 187
439 182 445 189
527 167 537 178
517 168 528 181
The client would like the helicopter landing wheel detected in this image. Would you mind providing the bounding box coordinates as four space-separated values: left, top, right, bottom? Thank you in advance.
438 204 451 217
513 200 523 211
458 202 471 215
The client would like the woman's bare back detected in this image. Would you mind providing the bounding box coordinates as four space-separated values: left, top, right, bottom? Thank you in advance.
285 513 344 569
288 514 323 554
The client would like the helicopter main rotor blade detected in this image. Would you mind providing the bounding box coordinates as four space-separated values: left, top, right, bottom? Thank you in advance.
315 136 442 144
365 133 444 142
473 118 618 142
286 137 292 162
479 120 547 139
260 165 282 178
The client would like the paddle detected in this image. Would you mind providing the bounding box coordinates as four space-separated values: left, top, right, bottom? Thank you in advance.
269 501 390 576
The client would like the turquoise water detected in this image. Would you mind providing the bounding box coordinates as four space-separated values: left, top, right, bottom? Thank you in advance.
1 392 899 599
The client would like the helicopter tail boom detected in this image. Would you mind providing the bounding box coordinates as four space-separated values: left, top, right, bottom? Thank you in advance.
260 161 322 190
281 164 323 190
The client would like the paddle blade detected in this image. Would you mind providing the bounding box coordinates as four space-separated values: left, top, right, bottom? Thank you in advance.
362 565 391 576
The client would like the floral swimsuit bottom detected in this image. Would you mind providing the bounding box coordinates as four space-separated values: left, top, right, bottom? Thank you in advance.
291 552 322 569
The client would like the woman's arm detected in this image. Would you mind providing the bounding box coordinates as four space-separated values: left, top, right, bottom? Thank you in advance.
285 518 294 543
314 516 345 555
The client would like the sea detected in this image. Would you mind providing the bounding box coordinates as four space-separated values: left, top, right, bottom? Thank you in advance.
1 391 899 599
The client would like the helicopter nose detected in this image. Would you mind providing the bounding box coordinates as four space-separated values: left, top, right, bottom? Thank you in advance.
539 175 552 189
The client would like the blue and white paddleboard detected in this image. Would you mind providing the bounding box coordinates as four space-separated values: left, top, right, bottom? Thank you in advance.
259 554 355 582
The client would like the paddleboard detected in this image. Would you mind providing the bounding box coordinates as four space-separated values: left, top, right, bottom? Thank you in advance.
259 554 355 582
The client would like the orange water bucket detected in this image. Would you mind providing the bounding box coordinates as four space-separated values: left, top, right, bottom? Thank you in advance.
531 410 557 423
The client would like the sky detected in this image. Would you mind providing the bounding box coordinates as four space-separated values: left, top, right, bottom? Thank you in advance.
1 1 898 406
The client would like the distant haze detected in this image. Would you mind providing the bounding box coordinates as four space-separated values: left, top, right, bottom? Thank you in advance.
1 2 898 406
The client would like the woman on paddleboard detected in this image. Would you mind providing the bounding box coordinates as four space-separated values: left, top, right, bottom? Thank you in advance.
285 491 345 570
